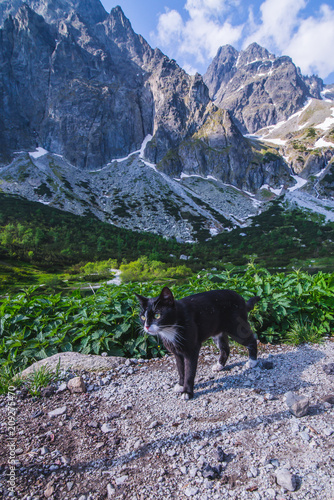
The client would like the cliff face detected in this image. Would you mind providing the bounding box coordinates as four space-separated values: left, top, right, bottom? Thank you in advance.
204 43 323 134
0 1 212 170
0 3 153 168
0 1 293 194
157 108 291 192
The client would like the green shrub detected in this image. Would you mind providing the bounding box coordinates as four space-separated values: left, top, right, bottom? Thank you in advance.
120 257 192 282
81 259 118 275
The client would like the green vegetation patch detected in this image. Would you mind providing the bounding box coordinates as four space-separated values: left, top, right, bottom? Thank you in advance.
0 263 332 391
120 256 192 282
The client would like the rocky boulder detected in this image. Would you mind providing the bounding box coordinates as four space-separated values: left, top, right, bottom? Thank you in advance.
20 352 126 378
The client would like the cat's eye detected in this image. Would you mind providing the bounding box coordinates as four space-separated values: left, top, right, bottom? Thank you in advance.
141 315 146 321
154 313 161 319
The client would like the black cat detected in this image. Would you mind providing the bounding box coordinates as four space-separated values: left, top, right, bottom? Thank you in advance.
136 287 260 399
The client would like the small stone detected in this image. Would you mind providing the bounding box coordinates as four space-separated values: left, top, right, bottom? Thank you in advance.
66 482 74 492
31 410 44 418
299 431 310 442
41 385 55 397
61 455 71 465
213 446 227 462
115 475 128 485
260 360 274 369
184 486 199 497
57 382 67 392
202 464 220 479
266 393 275 400
275 468 298 491
107 483 116 498
101 423 114 433
266 488 276 498
148 420 160 429
323 427 334 436
48 406 67 418
322 394 334 405
107 412 121 420
88 421 99 428
249 466 259 477
323 363 334 375
133 439 142 450
285 392 309 417
188 466 199 478
44 482 54 498
40 446 50 456
67 376 86 394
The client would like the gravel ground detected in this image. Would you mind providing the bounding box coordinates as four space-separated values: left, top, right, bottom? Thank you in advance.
0 340 333 500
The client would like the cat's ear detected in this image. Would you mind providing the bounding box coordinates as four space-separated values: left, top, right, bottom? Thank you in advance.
159 287 174 306
135 293 148 308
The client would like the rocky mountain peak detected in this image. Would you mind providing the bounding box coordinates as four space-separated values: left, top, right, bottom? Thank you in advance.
107 5 133 34
204 45 238 99
238 42 273 66
204 42 323 133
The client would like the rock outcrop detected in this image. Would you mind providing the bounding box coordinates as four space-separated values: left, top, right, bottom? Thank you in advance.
204 43 323 134
157 107 292 192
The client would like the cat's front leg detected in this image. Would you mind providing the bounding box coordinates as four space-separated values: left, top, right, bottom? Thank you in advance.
173 354 185 393
182 352 200 400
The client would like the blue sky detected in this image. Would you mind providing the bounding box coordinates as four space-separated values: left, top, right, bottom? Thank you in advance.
101 0 334 84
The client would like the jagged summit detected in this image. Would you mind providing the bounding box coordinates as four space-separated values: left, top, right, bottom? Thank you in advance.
238 42 274 66
204 43 323 134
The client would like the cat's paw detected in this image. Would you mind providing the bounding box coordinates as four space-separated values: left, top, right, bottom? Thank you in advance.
212 362 225 372
173 383 184 393
181 392 192 400
246 359 258 369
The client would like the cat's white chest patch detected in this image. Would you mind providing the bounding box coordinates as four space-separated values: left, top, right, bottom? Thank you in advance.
159 326 179 344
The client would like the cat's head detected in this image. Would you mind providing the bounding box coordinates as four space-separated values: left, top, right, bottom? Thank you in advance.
135 287 177 341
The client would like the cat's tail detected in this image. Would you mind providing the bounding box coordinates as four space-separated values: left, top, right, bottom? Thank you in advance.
246 296 261 312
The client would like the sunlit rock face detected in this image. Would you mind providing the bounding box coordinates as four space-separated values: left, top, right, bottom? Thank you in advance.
204 42 323 134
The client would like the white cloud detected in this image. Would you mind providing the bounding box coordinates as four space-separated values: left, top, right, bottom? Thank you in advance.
153 0 334 80
153 0 243 67
243 0 307 51
286 5 334 77
155 9 183 46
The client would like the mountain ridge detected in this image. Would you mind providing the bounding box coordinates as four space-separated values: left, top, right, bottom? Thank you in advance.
204 42 323 134
0 0 333 242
